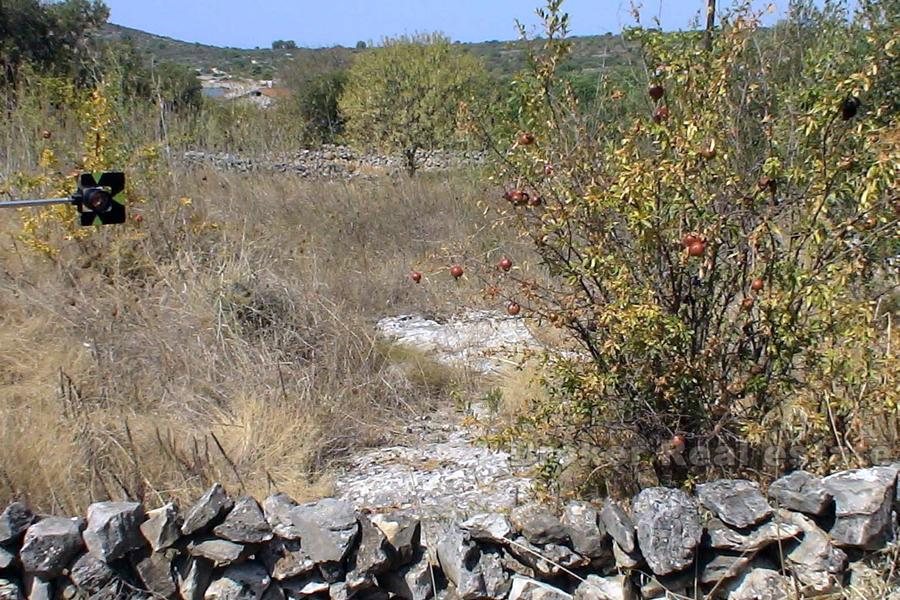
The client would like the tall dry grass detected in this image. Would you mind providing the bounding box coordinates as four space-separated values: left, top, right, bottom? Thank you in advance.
0 166 514 513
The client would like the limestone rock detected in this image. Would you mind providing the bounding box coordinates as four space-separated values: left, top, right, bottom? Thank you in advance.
280 574 329 598
561 501 610 559
509 504 568 546
506 537 557 578
188 538 246 566
507 576 572 600
612 541 642 569
19 517 84 577
0 546 14 570
460 513 512 544
140 503 182 552
0 503 34 545
348 514 391 578
638 570 694 599
261 494 299 540
696 480 772 529
378 550 433 600
822 466 898 549
284 498 358 564
182 484 234 536
435 526 485 599
725 568 790 600
259 539 315 581
705 515 801 552
83 501 145 563
213 497 273 544
369 512 421 566
68 553 119 598
632 487 702 576
204 562 270 600
780 510 847 595
0 579 22 600
176 556 213 600
599 503 636 553
132 549 178 599
698 552 757 587
574 574 632 600
767 471 833 516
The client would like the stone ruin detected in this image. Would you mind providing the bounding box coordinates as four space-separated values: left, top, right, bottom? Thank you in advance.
0 465 896 599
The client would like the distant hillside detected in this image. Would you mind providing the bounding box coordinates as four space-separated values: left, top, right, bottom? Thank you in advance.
100 23 638 81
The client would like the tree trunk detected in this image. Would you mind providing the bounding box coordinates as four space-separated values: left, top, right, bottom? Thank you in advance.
404 147 418 178
704 0 716 50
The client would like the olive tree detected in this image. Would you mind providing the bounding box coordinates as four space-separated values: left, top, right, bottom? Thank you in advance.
339 33 488 176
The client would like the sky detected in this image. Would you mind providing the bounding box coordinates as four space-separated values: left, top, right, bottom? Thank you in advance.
101 0 796 49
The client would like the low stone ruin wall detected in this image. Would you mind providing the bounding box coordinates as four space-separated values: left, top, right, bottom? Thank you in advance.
180 147 486 179
0 465 897 599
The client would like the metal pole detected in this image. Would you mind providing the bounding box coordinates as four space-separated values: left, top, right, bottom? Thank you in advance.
0 197 73 209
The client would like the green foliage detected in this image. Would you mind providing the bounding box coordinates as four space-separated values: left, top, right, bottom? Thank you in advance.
339 33 490 175
279 50 351 144
487 0 898 496
0 0 108 88
272 40 297 50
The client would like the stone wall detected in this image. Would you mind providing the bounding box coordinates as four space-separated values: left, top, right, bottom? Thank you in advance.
0 465 896 599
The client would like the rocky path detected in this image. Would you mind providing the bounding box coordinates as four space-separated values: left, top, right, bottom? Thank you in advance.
333 311 538 533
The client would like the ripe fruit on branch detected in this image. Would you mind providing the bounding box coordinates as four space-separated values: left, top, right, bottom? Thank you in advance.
671 435 686 451
750 278 764 292
841 96 860 120
544 163 554 176
681 233 701 248
504 189 529 206
648 84 665 100
757 176 776 193
410 271 422 283
450 265 464 279
498 257 513 272
687 241 707 257
653 105 670 123
41 130 52 140
517 132 535 146
528 194 543 207
507 302 521 316
699 141 716 160
132 214 144 224
741 297 755 311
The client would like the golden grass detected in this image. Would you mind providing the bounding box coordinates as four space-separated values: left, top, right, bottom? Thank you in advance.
0 166 511 512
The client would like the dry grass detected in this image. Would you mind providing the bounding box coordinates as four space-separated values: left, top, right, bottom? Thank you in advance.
0 166 513 513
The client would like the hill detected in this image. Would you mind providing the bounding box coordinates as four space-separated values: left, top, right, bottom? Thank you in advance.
100 23 637 80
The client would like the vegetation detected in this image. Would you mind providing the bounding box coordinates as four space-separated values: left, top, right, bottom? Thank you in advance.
339 33 489 175
482 0 898 497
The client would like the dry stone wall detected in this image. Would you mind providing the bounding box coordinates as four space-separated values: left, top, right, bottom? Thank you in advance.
0 465 896 600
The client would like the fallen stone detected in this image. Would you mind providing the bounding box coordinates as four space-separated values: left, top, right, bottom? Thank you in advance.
378 550 433 600
140 503 182 552
176 556 213 600
0 579 22 600
780 510 847 595
599 503 636 553
435 526 485 599
188 538 246 566
506 537 556 578
19 517 84 577
0 503 34 545
348 514 391 578
696 480 772 529
460 513 512 544
561 501 610 559
182 484 234 536
369 512 421 566
500 549 534 578
632 487 702 576
261 494 299 539
698 552 757 586
204 562 270 600
259 539 315 581
83 501 145 563
214 496 273 544
68 553 118 597
573 574 632 600
822 466 898 549
507 576 572 600
510 504 569 546
280 574 329 598
132 549 178 599
477 549 511 599
612 541 642 569
705 515 802 552
285 498 358 563
725 568 791 600
767 471 833 516
0 547 14 570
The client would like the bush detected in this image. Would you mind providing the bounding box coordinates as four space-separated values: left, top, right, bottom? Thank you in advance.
486 0 898 497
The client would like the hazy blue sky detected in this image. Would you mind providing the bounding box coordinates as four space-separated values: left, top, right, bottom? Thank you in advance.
102 0 795 49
